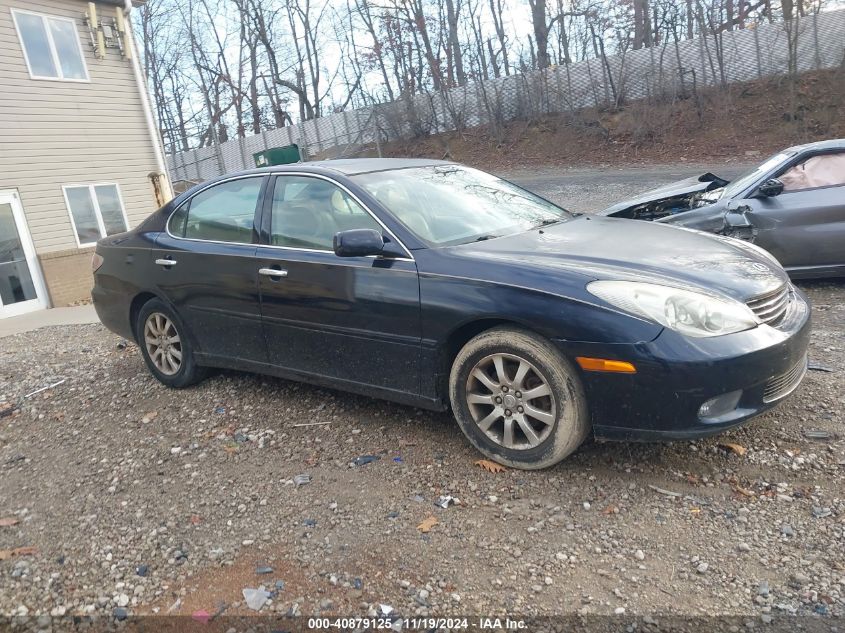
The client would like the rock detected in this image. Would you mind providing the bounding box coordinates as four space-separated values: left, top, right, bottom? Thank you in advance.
614 607 626 615
697 563 709 574
781 524 795 537
634 549 645 561
758 581 769 596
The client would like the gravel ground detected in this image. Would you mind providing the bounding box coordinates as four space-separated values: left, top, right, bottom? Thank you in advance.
1 168 843 628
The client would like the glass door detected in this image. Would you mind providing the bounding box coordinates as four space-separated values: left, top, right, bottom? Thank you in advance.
0 191 47 318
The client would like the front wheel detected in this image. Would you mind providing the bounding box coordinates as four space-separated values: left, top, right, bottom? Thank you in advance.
136 298 207 388
449 327 590 470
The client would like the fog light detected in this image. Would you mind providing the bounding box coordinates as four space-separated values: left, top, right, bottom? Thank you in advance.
698 390 742 419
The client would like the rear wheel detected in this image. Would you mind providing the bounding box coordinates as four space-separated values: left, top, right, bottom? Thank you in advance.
449 327 590 470
136 298 207 388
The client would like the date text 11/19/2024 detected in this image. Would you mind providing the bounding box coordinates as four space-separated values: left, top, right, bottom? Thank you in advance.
307 617 527 629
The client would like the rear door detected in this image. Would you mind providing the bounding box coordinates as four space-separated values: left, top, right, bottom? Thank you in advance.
255 174 422 395
151 176 268 364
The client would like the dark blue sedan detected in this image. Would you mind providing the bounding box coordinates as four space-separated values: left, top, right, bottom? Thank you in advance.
92 159 810 469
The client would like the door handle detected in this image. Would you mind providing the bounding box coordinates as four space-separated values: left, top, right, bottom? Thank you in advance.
155 258 177 266
259 267 288 278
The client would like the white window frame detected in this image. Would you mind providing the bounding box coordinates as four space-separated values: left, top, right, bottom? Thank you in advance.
11 9 90 83
62 183 130 248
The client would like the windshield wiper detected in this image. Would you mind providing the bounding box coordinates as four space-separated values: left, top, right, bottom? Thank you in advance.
472 234 499 242
535 218 564 228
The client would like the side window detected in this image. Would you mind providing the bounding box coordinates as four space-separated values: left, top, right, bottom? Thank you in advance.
270 176 382 250
12 10 88 81
778 152 845 192
169 178 262 243
63 183 128 247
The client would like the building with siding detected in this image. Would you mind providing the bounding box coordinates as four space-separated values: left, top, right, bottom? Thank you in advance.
0 0 170 318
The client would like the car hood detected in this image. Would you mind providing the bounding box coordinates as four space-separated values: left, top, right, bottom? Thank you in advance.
598 172 729 217
447 216 787 301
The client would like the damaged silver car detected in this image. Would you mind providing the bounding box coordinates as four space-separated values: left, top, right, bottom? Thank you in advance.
599 139 845 279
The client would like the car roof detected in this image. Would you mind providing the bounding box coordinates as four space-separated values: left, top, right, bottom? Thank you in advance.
783 138 845 154
169 158 457 208
299 158 452 175
226 158 453 179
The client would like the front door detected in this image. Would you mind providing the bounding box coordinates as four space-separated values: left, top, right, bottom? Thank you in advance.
256 174 422 396
0 190 47 318
744 185 845 269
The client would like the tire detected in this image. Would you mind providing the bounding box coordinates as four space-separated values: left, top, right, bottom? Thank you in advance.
449 327 590 470
136 298 208 388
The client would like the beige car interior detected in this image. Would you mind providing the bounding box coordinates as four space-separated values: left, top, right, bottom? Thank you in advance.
374 183 433 241
271 180 380 250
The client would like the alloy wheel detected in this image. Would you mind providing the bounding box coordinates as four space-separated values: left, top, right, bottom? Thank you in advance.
465 353 557 450
143 312 182 376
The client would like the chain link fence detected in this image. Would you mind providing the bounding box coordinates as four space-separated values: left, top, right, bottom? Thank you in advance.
167 9 845 184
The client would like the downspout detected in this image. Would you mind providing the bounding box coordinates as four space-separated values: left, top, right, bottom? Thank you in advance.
122 0 174 203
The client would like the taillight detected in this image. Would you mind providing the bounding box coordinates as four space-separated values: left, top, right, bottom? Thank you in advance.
92 253 104 273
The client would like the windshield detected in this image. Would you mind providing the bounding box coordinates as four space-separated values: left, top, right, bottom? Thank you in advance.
352 165 571 247
720 152 794 199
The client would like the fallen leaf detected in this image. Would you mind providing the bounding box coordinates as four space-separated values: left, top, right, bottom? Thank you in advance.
189 514 203 525
0 517 19 527
733 486 755 497
0 402 18 418
0 546 37 561
602 505 618 515
474 459 507 473
719 442 747 456
417 516 438 533
223 445 239 455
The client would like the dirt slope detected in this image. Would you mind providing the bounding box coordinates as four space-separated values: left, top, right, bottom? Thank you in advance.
362 69 845 171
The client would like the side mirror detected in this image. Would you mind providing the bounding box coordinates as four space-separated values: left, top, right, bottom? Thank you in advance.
756 178 784 198
333 229 385 257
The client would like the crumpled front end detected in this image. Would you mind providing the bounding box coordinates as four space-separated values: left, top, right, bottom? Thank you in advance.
658 203 759 243
599 173 729 221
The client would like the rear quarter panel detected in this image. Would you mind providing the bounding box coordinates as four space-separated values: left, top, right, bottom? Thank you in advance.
92 231 160 341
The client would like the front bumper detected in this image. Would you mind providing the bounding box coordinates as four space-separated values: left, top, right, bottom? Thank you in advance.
554 288 811 441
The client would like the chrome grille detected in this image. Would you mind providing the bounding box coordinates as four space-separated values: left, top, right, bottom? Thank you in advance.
747 284 790 327
763 354 808 403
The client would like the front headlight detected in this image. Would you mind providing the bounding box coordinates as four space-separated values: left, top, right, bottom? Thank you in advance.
587 281 759 338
